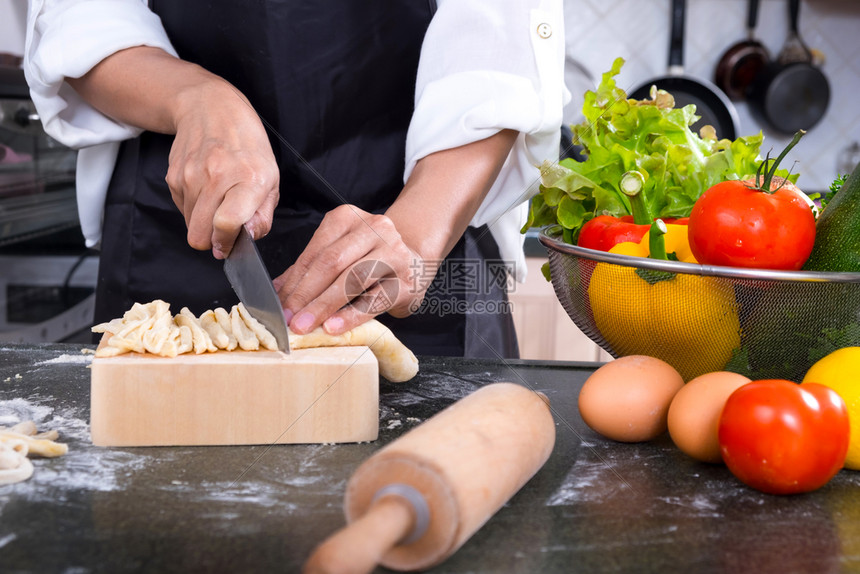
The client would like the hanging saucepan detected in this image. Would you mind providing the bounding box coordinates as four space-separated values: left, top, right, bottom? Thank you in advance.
714 0 770 101
747 0 830 134
629 0 739 140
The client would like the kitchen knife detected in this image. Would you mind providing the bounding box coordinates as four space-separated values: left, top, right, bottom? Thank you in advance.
223 226 290 353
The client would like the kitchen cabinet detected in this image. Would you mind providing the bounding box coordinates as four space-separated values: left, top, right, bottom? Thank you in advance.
509 256 612 363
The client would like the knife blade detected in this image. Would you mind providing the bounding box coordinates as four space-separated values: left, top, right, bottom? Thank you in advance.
223 226 290 353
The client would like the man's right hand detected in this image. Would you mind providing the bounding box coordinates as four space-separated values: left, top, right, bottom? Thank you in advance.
67 46 279 257
167 79 279 258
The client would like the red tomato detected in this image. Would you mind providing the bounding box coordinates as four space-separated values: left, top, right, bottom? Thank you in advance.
718 380 849 495
687 180 816 270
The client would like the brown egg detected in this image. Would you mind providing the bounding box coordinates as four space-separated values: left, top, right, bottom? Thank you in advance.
667 371 751 463
578 355 685 442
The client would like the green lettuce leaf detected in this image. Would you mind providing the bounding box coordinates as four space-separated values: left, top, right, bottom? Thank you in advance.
524 57 795 242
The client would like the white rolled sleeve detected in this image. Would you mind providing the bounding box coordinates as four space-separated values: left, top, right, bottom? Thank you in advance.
405 0 566 281
24 0 177 246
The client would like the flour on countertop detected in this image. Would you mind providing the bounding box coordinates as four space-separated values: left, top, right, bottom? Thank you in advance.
0 398 54 427
547 456 619 506
658 494 721 517
0 397 153 501
36 354 93 365
189 480 289 509
546 438 756 520
153 444 348 516
381 370 483 408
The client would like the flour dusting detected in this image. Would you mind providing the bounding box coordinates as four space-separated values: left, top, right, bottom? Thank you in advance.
0 397 54 427
191 480 286 508
0 397 153 499
547 456 623 506
658 494 722 517
546 436 756 520
36 354 93 365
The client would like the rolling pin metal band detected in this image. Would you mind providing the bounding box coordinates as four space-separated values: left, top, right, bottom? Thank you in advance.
370 483 430 545
346 455 460 569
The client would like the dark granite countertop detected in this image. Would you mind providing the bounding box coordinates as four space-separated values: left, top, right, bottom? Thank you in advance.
1 343 859 574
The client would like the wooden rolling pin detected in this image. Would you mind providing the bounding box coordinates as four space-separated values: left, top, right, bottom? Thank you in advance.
303 382 556 573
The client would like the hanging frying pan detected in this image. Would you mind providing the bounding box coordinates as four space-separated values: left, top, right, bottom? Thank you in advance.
630 0 739 140
747 0 830 134
714 0 770 101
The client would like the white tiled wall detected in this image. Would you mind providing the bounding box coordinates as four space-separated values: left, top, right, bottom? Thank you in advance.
564 0 860 192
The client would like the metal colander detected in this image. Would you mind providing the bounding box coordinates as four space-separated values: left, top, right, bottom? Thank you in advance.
539 225 860 382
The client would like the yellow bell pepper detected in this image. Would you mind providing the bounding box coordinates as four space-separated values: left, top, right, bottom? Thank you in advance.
610 223 697 263
638 223 698 263
588 241 741 381
616 170 696 263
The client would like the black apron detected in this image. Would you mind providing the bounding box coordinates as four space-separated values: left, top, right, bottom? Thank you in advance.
96 0 519 359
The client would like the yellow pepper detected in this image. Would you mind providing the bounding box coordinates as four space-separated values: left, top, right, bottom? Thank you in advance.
587 241 741 381
638 223 698 263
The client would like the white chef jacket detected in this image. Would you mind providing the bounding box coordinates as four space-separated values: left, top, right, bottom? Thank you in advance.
24 0 567 282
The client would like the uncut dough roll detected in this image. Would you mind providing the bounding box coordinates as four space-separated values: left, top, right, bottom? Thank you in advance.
290 319 418 383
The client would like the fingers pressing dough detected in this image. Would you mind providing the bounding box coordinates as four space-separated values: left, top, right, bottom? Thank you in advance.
289 319 418 383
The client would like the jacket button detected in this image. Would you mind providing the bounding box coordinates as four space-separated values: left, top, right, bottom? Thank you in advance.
537 23 552 39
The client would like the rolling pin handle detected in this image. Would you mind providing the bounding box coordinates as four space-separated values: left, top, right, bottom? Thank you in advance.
370 483 430 544
302 490 418 574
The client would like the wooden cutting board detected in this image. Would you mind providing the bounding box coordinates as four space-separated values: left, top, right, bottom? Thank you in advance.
90 346 379 447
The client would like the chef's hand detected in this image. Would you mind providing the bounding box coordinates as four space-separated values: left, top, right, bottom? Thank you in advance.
67 46 279 257
273 205 432 335
275 129 517 335
166 86 280 258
